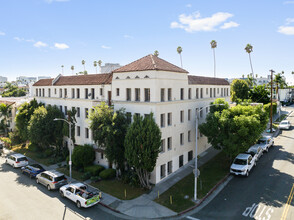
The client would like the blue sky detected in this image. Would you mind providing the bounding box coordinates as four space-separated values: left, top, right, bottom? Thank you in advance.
0 0 294 84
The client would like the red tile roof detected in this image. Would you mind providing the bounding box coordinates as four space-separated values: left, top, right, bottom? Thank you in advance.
188 75 230 85
33 74 112 86
113 54 189 73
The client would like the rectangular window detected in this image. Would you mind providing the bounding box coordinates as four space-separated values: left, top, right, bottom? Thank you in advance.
60 105 62 112
210 88 212 98
77 88 80 98
54 88 57 95
126 88 131 101
77 107 80 117
180 110 184 123
221 88 223 97
85 108 88 118
116 88 120 96
160 139 165 153
167 137 172 150
161 88 165 102
39 89 41 97
179 155 183 168
200 107 203 118
168 88 172 101
188 88 191 99
196 88 199 99
91 88 95 99
126 112 132 123
100 88 103 96
180 133 184 145
167 161 172 175
214 88 216 97
72 88 75 98
36 88 38 96
42 89 45 97
180 88 184 100
64 88 67 98
200 88 203 98
188 130 191 142
135 88 140 101
101 152 104 159
48 88 51 97
85 128 89 139
64 106 67 115
167 112 172 126
77 126 80 136
188 109 191 121
160 114 165 128
188 150 193 161
85 88 88 99
144 88 150 102
160 164 166 179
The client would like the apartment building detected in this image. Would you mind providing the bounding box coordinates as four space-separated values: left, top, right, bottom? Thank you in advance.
33 54 230 184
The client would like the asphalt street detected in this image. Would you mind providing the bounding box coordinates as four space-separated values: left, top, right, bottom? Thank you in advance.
0 156 132 220
184 106 294 220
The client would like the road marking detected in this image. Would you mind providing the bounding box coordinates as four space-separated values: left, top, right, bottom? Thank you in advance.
186 216 200 220
242 203 273 219
281 183 294 220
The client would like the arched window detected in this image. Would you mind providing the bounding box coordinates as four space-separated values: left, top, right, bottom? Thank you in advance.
144 75 149 78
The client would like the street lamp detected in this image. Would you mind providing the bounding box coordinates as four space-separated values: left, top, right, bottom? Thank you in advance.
194 103 224 201
54 118 73 183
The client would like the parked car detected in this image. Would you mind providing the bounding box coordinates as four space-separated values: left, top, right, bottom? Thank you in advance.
257 136 274 152
0 143 3 156
246 145 263 160
230 153 256 176
21 164 45 178
5 154 28 168
59 183 101 208
36 170 67 191
279 120 291 130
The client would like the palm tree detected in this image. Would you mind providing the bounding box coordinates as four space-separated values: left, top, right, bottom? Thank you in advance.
210 40 217 78
274 71 287 100
177 46 183 68
154 50 159 57
82 60 86 72
61 65 64 74
98 60 102 74
245 44 254 77
71 65 74 74
94 61 98 74
0 103 12 136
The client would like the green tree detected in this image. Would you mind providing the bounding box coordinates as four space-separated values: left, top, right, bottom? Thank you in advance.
1 82 26 97
0 103 12 136
199 104 268 160
89 102 129 174
94 61 98 74
210 40 217 78
230 79 250 103
177 46 183 68
249 85 270 104
154 50 159 57
246 73 256 88
245 43 254 76
124 113 161 189
274 71 287 101
72 144 95 169
210 98 229 114
15 99 43 141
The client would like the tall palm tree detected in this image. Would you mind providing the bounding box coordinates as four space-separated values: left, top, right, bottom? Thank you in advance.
154 50 159 57
274 71 287 100
177 46 183 68
82 60 86 72
94 61 98 74
0 103 12 136
97 60 102 73
61 65 64 74
245 44 254 77
71 65 74 74
210 40 217 78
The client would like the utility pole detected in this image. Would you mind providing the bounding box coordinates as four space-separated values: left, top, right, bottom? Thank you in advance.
270 69 275 133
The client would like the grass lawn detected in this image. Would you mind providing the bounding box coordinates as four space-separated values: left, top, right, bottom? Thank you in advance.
155 151 230 213
56 167 84 182
11 144 54 166
91 179 147 200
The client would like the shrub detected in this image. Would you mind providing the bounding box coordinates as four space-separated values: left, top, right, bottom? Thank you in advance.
28 143 39 152
9 131 22 146
99 168 116 180
90 176 101 182
264 102 277 118
72 144 95 169
44 148 54 157
81 171 92 181
0 137 11 148
84 165 105 176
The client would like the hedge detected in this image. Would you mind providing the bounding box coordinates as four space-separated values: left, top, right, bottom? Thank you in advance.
99 168 116 180
84 165 105 176
264 102 277 118
72 144 95 169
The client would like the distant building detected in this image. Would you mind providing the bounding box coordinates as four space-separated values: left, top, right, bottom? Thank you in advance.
38 76 51 80
100 63 121 74
0 76 7 83
228 75 271 86
16 76 37 85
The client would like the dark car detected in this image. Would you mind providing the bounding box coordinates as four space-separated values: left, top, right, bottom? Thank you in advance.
0 143 3 156
21 164 46 178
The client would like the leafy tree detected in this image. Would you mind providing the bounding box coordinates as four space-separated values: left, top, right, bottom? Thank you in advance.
124 113 161 189
62 108 77 144
230 79 250 103
249 85 270 104
1 82 26 97
199 104 268 160
89 102 129 174
0 103 12 136
210 98 229 114
274 71 287 101
154 50 159 57
72 144 95 169
15 99 43 141
28 105 64 151
245 73 256 88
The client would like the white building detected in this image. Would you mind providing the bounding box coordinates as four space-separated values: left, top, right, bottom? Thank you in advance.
100 63 121 74
38 76 51 80
32 54 230 184
16 76 37 85
0 76 7 83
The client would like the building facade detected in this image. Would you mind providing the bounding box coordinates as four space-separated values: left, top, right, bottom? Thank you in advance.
33 54 230 184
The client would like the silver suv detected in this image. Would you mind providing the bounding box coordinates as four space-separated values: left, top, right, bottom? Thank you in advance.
36 170 67 191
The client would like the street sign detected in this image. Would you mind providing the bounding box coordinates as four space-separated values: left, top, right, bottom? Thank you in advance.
69 161 72 165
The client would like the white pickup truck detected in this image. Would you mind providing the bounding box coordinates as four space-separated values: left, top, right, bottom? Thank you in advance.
59 183 101 208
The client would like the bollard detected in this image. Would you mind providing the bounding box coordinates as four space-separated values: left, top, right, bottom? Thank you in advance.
170 195 172 205
99 192 102 199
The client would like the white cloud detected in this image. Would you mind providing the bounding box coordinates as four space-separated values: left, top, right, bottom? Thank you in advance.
101 45 111 49
124 34 134 39
284 1 294 4
286 18 294 24
14 37 24 41
278 26 294 35
34 41 48 48
186 4 192 8
0 31 5 36
54 43 69 49
220 21 240 29
170 11 238 32
45 0 70 3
